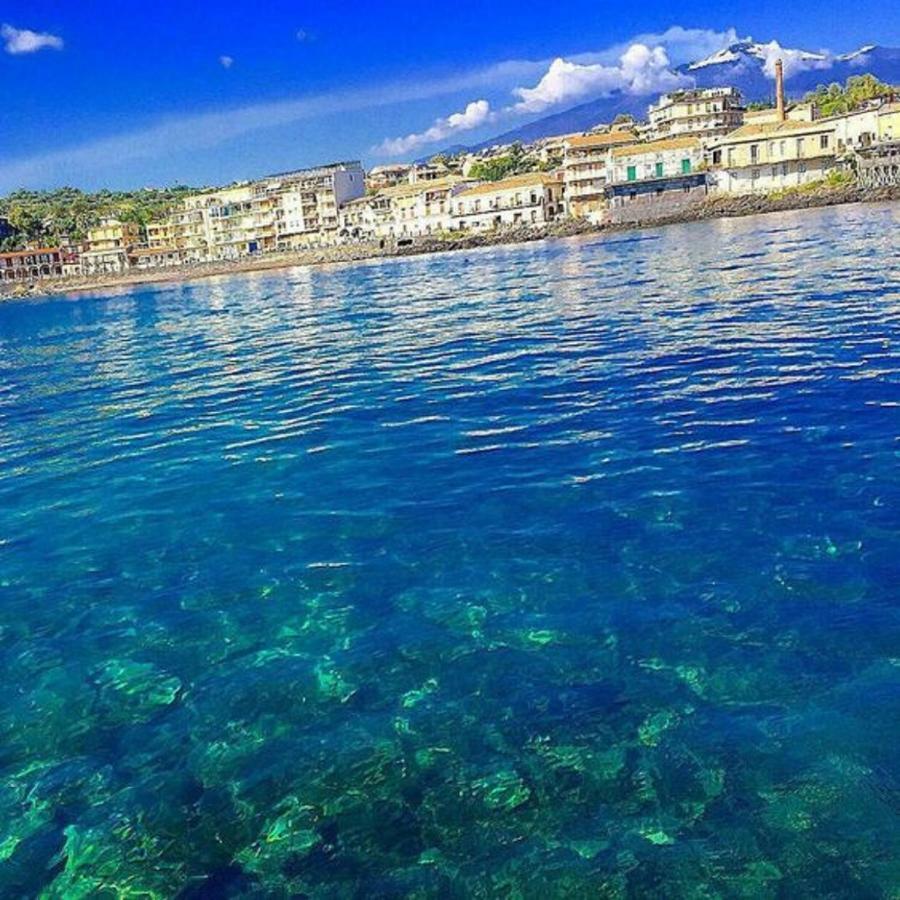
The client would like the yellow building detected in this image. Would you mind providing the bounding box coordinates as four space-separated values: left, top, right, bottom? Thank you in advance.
81 217 142 274
708 119 838 194
562 131 638 218
877 102 900 142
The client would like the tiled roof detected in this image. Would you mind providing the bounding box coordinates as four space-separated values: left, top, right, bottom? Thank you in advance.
0 248 60 259
715 119 835 143
456 172 559 198
610 137 700 158
565 131 638 149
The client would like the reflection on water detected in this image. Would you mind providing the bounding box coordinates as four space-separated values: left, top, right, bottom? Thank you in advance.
1 204 899 896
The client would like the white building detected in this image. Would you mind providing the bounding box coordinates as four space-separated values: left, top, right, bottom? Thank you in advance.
340 177 474 242
645 87 745 142
452 172 565 231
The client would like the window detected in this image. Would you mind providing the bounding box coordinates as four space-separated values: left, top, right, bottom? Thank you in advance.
820 134 830 150
796 138 805 156
627 166 637 182
655 162 664 178
750 144 759 163
681 158 692 174
712 149 722 166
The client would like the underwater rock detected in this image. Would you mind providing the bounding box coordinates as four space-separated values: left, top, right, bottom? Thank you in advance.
93 659 181 723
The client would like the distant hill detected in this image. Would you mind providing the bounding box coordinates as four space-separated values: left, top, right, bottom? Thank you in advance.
454 41 900 153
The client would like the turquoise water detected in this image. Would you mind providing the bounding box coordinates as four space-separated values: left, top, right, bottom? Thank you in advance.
1 204 899 897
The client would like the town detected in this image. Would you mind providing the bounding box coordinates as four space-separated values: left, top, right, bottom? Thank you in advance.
2 62 899 288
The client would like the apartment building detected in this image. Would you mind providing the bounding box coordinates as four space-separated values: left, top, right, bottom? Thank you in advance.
452 172 564 231
146 162 365 263
340 177 473 242
604 138 707 222
562 131 639 219
645 87 745 142
81 218 142 275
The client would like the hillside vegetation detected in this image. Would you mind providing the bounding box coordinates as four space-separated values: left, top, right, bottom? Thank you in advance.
0 185 199 251
803 74 896 116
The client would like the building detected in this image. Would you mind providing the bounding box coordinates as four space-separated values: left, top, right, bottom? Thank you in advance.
604 138 707 223
708 60 839 195
81 218 142 275
340 177 474 242
452 172 564 231
146 162 366 263
645 88 745 142
878 102 900 141
271 163 364 250
563 131 639 219
0 248 64 283
708 120 838 194
128 246 185 271
367 164 413 191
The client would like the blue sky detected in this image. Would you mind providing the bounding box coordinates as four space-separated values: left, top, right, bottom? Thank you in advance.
0 0 895 193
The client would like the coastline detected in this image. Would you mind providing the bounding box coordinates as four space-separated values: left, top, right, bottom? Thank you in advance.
4 183 899 302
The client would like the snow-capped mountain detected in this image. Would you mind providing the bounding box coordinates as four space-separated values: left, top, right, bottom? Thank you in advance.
686 40 828 72
451 41 900 155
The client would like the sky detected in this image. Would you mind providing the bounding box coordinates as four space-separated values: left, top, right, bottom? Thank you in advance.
0 0 895 194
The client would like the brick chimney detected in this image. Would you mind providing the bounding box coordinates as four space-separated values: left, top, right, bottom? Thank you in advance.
775 59 786 122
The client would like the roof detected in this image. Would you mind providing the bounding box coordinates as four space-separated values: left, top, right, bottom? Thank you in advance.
456 171 560 198
610 137 700 158
714 118 835 144
565 131 638 149
379 176 472 200
0 247 60 259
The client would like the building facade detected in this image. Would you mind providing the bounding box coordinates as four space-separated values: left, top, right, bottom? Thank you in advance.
340 177 473 242
645 88 745 142
563 131 639 219
708 119 838 194
452 173 564 231
0 248 64 283
146 162 366 263
81 218 142 275
605 138 707 223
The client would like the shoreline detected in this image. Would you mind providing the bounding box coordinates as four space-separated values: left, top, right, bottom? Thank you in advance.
4 183 899 302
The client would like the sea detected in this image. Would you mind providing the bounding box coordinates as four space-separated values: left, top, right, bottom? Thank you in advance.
1 203 898 897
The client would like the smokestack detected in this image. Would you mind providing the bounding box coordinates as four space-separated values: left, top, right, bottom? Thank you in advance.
775 59 786 122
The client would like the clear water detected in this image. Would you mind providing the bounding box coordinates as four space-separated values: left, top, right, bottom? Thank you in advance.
1 204 899 898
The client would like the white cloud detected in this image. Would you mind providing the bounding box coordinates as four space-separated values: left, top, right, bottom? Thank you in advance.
752 40 832 79
510 44 690 115
219 55 234 69
376 100 493 156
585 26 741 67
1 23 64 55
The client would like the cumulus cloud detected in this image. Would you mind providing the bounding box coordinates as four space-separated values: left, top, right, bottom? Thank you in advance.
510 44 690 115
752 40 832 79
219 55 234 69
376 100 493 156
1 23 64 55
